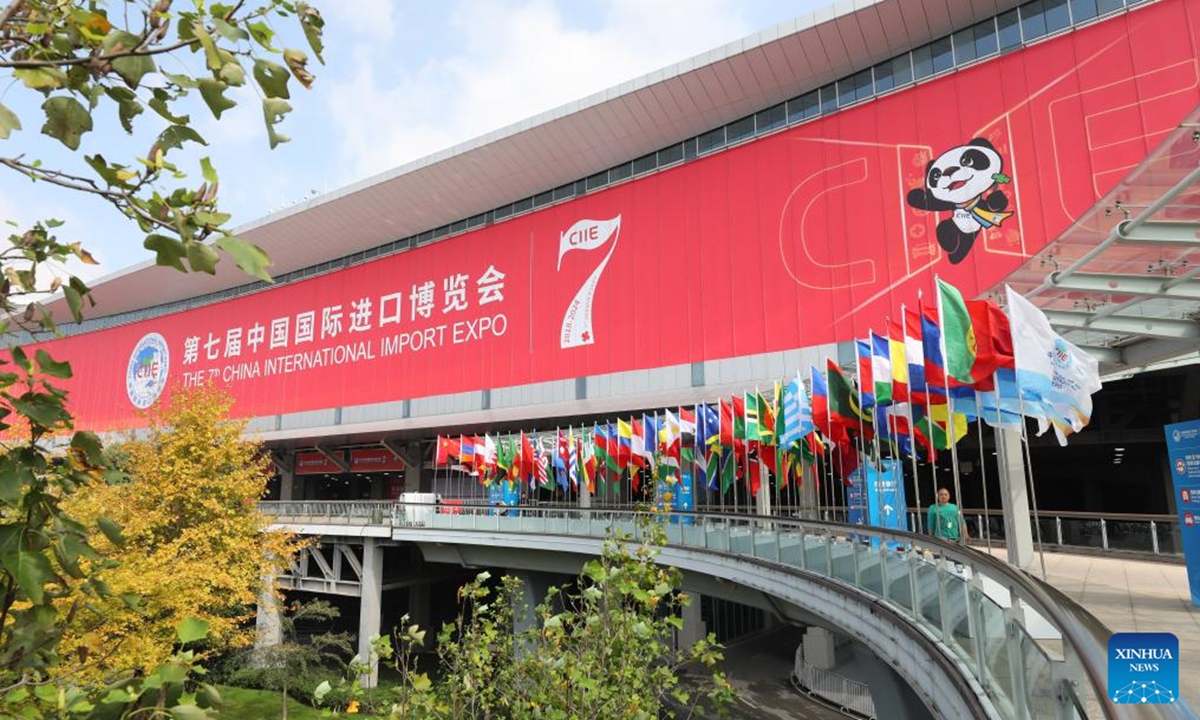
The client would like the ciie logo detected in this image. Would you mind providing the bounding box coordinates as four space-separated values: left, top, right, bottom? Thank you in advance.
1174 429 1183 443
1108 633 1178 704
557 215 621 349
1051 338 1072 369
125 332 170 409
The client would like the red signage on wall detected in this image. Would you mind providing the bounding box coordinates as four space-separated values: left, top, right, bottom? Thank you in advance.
29 0 1200 431
294 451 344 475
349 448 406 473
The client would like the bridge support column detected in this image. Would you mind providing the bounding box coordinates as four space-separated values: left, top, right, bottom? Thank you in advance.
512 571 553 655
404 443 431 493
279 468 300 501
358 538 384 687
408 582 431 632
801 626 840 669
756 479 771 517
579 472 591 508
995 427 1034 570
799 464 819 519
677 592 706 651
254 582 282 654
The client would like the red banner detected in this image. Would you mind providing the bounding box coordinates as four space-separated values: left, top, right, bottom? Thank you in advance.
349 448 406 473
294 451 343 475
32 0 1200 431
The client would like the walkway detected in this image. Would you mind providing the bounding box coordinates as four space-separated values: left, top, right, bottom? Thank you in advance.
996 550 1199 707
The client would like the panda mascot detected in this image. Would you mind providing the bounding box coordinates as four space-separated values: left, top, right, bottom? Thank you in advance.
906 138 1013 265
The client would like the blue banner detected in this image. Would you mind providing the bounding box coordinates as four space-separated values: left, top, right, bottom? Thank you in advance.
847 459 906 532
1165 419 1200 607
487 480 521 515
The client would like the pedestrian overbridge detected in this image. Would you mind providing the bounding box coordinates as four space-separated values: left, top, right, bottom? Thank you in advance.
260 501 1196 720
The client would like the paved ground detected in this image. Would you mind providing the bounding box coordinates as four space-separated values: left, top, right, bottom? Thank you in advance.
992 549 1200 708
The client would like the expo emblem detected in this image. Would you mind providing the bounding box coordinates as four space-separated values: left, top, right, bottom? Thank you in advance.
126 332 170 409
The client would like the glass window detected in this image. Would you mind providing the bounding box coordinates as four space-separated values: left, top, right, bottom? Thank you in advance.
726 116 755 143
874 59 895 93
1070 0 1098 21
1044 0 1070 32
467 213 486 228
931 36 954 73
449 219 467 234
533 191 553 208
786 91 818 122
954 28 977 64
838 77 857 106
553 183 575 200
683 137 697 160
913 43 934 79
852 69 873 101
584 172 607 191
755 103 786 134
657 143 683 165
513 197 533 213
609 162 632 182
998 9 1022 49
974 20 998 58
891 54 913 86
632 152 657 175
698 127 726 153
1097 0 1123 11
493 204 513 220
1022 0 1048 41
819 83 837 114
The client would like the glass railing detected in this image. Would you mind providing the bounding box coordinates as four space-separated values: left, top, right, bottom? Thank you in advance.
258 501 1196 720
907 509 1182 557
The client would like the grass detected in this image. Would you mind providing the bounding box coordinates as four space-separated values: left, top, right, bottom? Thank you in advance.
213 685 334 720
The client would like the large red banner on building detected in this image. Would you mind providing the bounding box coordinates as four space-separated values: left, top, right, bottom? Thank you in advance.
36 0 1200 430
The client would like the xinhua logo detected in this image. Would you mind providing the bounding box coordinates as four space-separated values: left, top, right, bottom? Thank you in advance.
1108 633 1178 704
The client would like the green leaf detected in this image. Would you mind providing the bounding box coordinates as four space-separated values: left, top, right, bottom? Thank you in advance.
144 234 188 272
992 172 1011 184
200 157 218 184
40 96 94 151
0 102 21 139
253 59 291 99
197 79 236 120
34 349 72 379
101 688 138 704
191 21 223 71
186 241 220 275
103 31 155 88
97 517 125 547
14 67 68 90
215 235 272 282
211 17 250 42
71 431 105 466
177 615 210 645
3 549 54 604
0 456 33 503
261 97 292 149
246 20 277 51
219 62 246 87
158 124 207 152
12 394 70 427
201 683 222 707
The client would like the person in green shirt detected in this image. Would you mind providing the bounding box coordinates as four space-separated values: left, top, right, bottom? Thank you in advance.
927 487 965 541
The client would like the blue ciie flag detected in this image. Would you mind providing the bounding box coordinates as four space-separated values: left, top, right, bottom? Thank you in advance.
1108 633 1178 704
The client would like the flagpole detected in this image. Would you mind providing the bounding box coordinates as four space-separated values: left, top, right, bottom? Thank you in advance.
900 309 926 534
1015 395 1048 580
934 277 967 544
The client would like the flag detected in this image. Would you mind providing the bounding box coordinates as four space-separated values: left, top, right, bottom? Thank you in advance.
459 435 476 466
535 447 553 490
902 307 927 397
757 390 776 445
810 365 834 443
870 332 893 405
967 297 1016 387
638 413 659 468
567 428 579 489
696 404 719 490
659 410 681 467
435 436 460 466
887 319 910 403
732 395 748 443
580 434 596 493
936 277 978 384
616 419 634 469
779 371 804 448
678 407 696 438
496 436 514 479
520 432 536 487
719 399 735 448
743 393 762 441
826 358 872 442
856 340 875 408
1005 286 1101 443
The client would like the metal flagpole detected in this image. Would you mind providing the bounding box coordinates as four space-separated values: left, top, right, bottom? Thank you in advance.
934 279 967 544
1015 395 1048 580
900 309 926 533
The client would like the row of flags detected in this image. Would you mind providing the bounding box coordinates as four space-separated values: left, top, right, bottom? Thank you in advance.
431 280 1102 498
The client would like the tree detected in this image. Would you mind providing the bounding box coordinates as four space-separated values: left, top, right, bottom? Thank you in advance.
234 599 353 720
61 385 303 680
365 524 735 719
0 0 324 701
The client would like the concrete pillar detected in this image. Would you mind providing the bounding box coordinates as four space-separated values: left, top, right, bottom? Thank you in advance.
404 442 431 493
278 468 300 501
254 582 282 651
580 471 591 508
358 538 384 687
408 582 432 632
995 426 1034 570
802 626 839 669
677 592 706 651
756 474 771 517
799 464 819 519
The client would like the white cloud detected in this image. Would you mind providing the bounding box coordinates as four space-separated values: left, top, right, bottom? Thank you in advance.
323 0 769 182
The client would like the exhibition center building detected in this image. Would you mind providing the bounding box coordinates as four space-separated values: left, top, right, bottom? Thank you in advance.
34 0 1200 522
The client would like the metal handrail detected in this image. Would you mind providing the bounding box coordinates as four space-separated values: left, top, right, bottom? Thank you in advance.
259 500 1196 720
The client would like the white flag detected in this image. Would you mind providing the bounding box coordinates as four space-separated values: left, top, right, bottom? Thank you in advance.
1005 286 1102 443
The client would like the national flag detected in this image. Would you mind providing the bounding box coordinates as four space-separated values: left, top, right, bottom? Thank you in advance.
757 390 776 445
810 365 834 443
887 319 910 403
826 358 872 442
855 340 875 408
967 297 1016 387
580 434 597 493
659 410 681 467
639 413 659 468
936 277 978 385
535 447 553 490
459 435 476 466
719 399 735 448
743 393 762 442
616 419 635 469
520 432 535 487
476 435 497 481
567 428 579 489
435 436 461 466
732 395 748 443
902 307 927 397
870 332 893 405
556 429 571 474
678 407 696 438
496 435 514 478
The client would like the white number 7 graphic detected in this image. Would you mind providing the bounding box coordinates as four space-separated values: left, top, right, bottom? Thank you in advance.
558 215 621 348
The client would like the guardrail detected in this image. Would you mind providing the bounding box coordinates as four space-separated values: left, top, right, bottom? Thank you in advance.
906 508 1183 558
793 658 877 719
259 500 1197 720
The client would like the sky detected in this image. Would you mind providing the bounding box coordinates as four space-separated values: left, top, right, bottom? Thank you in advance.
1 0 832 286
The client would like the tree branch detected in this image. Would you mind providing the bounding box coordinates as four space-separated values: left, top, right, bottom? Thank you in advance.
0 37 198 68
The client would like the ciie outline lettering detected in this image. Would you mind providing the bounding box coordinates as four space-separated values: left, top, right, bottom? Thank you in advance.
557 215 621 349
126 332 170 409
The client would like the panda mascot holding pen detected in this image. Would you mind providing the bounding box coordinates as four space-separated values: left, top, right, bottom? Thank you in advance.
906 138 1014 265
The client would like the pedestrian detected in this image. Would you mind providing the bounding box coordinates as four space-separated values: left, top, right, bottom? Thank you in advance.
927 486 966 541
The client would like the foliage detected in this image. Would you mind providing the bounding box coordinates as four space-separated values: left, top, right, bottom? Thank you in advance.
59 385 303 680
0 1 325 710
3 615 224 718
326 524 735 719
230 599 353 720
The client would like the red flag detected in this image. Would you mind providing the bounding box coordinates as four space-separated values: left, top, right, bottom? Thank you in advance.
967 299 1015 390
719 399 734 448
435 436 460 466
520 432 535 484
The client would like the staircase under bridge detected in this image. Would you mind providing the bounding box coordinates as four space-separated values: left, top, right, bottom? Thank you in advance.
260 500 1197 720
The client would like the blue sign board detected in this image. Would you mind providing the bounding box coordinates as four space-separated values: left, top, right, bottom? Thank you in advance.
654 465 694 524
1165 419 1200 607
486 480 521 515
847 459 906 531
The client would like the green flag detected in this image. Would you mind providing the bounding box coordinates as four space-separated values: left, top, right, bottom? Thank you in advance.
936 277 976 384
743 392 761 441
